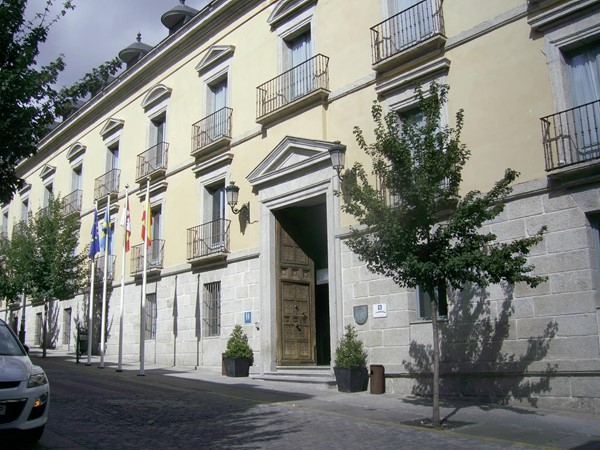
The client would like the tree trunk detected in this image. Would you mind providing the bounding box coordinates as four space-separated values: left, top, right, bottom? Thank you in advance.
429 289 440 428
42 301 48 358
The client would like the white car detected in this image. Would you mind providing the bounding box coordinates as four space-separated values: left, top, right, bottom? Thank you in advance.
0 319 49 442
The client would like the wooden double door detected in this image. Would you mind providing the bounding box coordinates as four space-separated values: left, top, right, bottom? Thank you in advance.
276 221 316 365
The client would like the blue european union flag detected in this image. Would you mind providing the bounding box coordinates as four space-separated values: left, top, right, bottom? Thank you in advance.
89 209 100 259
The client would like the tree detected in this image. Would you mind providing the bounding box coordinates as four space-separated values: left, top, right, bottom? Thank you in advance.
7 196 88 356
0 0 122 204
340 83 546 428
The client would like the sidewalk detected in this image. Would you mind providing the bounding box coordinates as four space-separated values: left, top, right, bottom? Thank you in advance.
33 349 600 450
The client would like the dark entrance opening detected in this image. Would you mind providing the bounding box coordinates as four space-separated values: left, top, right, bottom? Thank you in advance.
275 200 330 365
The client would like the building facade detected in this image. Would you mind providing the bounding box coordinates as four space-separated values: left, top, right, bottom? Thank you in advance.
1 0 600 414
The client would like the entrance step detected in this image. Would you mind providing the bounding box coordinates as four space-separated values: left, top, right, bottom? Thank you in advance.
252 366 337 388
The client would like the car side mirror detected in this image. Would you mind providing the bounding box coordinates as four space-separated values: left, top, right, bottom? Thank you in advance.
23 344 30 354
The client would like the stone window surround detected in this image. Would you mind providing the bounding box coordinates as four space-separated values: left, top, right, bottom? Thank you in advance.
273 3 316 74
540 7 600 113
197 49 233 119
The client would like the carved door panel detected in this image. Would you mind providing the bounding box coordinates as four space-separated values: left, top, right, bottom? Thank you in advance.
277 221 316 365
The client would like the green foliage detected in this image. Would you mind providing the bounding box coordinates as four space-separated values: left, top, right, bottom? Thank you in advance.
342 83 546 298
334 325 367 368
224 324 254 363
0 0 122 203
3 196 88 304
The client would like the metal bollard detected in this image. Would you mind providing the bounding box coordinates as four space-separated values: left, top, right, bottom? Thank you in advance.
370 364 385 394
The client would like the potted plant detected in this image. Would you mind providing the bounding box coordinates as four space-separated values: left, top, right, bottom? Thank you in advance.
334 324 368 392
223 324 254 377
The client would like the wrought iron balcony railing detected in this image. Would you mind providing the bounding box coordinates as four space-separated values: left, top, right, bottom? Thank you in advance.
371 0 444 65
541 99 600 171
62 190 83 216
192 107 233 155
130 239 165 275
187 219 230 261
94 255 116 282
136 142 169 181
256 54 329 120
94 169 120 200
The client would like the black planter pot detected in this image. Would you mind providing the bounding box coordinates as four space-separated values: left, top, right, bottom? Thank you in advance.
223 356 251 377
334 367 369 392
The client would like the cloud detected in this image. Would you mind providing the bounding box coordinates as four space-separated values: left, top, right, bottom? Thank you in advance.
33 0 177 88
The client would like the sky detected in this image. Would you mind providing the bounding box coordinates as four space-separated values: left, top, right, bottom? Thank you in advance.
30 0 209 89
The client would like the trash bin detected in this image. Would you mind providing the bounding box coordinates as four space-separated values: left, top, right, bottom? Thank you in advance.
78 333 88 355
370 364 385 394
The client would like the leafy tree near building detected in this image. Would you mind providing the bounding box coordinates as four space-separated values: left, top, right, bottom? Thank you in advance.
2 196 88 356
0 0 122 204
340 83 546 428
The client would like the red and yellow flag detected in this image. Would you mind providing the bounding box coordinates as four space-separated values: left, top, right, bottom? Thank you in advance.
141 200 152 248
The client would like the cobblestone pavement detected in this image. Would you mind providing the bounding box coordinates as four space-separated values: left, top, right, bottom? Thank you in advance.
4 353 600 449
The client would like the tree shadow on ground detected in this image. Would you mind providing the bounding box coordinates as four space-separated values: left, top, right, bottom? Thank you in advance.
403 283 558 415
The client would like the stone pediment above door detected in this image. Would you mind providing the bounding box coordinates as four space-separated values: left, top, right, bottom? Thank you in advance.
247 136 338 189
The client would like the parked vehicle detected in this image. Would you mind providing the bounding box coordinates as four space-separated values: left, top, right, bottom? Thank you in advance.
0 319 49 442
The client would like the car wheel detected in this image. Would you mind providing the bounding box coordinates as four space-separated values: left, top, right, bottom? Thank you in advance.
26 425 45 443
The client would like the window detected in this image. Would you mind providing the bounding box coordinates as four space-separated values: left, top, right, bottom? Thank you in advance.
107 144 119 171
203 281 221 337
592 215 600 281
208 77 228 114
151 114 167 147
207 183 226 250
284 29 313 100
566 42 600 153
72 165 82 192
416 283 448 320
387 0 438 50
145 293 157 340
20 198 29 223
35 312 43 346
43 183 53 208
149 205 162 266
1 209 8 236
206 77 229 142
63 308 72 346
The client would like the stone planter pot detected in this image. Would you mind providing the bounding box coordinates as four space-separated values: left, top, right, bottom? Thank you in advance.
334 367 369 392
223 356 251 377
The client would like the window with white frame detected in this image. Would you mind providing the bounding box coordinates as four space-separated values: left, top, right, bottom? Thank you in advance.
203 281 221 337
145 293 157 340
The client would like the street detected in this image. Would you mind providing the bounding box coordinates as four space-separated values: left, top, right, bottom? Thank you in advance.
2 354 599 449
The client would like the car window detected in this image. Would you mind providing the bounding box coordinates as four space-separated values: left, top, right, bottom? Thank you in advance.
0 323 26 356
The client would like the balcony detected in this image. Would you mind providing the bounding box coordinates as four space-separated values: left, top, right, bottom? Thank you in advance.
94 255 116 282
371 0 445 72
94 169 120 200
130 239 165 276
256 54 329 125
62 190 83 216
187 219 230 264
192 108 233 158
136 142 169 182
541 99 600 174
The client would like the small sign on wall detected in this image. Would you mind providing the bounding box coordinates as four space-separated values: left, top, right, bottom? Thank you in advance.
244 311 252 324
373 303 387 318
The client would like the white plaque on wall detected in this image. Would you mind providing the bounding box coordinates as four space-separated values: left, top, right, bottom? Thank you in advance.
373 303 387 318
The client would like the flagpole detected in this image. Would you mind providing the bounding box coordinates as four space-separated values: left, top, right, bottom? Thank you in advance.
117 185 129 372
140 178 150 376
87 201 98 366
99 195 111 369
